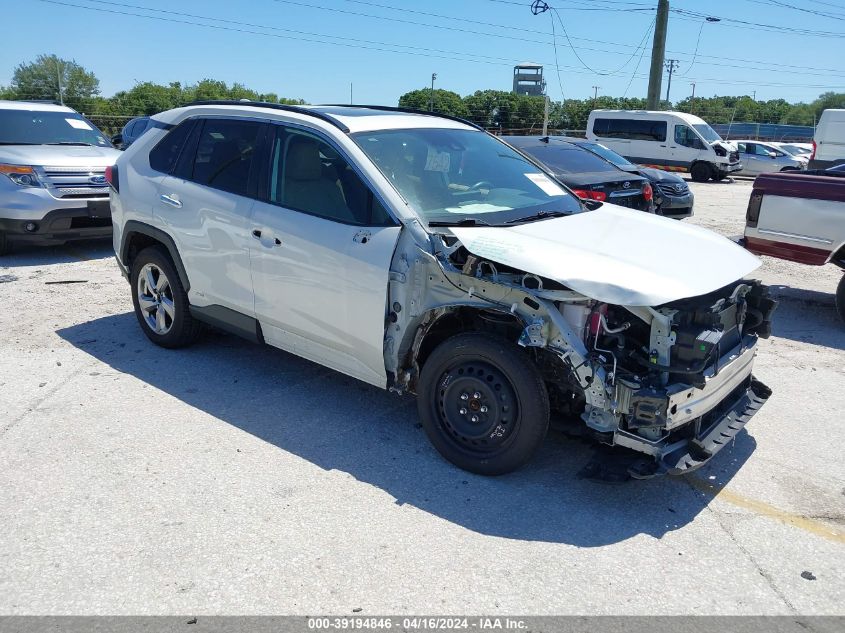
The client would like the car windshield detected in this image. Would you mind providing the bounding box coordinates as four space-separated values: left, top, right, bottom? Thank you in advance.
352 128 583 225
0 109 111 146
691 123 722 143
511 141 620 174
576 141 634 168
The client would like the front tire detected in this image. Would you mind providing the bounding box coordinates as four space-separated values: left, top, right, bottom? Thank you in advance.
836 274 845 323
417 332 550 475
130 246 201 348
690 162 713 182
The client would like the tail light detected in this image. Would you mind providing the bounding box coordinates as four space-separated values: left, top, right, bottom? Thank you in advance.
810 140 817 161
746 192 762 228
642 182 653 201
572 189 607 202
105 165 119 192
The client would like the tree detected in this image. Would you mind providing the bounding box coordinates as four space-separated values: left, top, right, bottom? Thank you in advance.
10 54 99 105
399 88 467 117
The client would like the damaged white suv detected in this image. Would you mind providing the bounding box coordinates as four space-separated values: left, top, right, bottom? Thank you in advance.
110 102 776 477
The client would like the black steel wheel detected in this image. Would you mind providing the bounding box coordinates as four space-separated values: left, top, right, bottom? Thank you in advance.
417 332 550 475
690 162 713 182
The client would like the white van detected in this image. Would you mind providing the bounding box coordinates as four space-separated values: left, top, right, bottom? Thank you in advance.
586 110 742 182
809 109 845 170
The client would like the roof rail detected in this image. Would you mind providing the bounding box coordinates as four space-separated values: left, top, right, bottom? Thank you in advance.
183 100 350 133
319 104 485 131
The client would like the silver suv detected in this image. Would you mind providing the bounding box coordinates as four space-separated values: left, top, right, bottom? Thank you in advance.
0 101 120 254
110 101 776 478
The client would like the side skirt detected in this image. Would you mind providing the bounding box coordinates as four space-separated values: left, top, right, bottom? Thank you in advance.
190 304 264 344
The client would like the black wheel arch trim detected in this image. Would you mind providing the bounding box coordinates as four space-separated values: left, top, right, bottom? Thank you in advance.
121 220 191 292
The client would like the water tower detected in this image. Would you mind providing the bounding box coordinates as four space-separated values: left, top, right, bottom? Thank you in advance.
512 63 544 96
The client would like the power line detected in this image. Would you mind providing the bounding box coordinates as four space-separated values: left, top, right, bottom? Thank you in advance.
26 0 845 91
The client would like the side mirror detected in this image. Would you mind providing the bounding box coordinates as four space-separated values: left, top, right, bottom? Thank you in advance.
768 151 777 159
111 134 123 147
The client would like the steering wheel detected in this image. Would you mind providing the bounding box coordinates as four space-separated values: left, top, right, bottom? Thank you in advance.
468 180 493 191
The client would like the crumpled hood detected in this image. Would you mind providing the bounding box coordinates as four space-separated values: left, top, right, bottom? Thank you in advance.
450 204 761 306
0 144 120 167
637 166 685 184
712 139 737 153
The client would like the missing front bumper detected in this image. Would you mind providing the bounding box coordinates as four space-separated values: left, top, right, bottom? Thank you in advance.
624 376 771 478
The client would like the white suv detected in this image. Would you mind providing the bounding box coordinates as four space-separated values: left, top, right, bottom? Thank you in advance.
110 101 776 478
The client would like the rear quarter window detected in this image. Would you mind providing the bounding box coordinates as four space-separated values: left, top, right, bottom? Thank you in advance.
149 120 195 174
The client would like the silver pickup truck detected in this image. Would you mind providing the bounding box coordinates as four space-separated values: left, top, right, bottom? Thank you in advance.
743 170 845 321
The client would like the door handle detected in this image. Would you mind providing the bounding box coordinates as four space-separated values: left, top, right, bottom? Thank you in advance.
252 228 281 246
160 194 182 208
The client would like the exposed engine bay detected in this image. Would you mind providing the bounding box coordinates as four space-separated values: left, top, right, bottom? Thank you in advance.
385 222 777 478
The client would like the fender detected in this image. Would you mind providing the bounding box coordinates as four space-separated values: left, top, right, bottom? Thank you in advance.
120 220 191 292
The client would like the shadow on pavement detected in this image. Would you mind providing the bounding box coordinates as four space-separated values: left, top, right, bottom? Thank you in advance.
768 284 845 351
0 238 113 267
57 312 756 546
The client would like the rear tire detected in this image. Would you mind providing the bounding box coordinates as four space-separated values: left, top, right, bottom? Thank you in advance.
836 274 845 323
690 162 712 182
130 245 202 348
416 332 550 475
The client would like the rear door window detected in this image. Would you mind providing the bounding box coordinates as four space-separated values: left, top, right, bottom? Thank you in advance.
189 119 264 197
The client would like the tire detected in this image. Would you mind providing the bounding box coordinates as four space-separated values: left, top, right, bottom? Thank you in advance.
130 245 202 348
416 332 550 475
0 231 8 256
836 274 845 324
690 162 712 183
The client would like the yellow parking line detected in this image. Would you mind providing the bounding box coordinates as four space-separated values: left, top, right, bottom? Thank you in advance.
686 476 845 544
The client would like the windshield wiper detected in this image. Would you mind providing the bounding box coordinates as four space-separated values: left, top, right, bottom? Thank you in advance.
428 217 493 227
505 210 570 224
45 142 94 146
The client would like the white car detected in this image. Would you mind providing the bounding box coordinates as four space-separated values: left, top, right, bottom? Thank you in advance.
109 102 776 478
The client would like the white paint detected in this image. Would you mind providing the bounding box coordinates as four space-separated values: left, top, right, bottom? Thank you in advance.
524 173 565 196
452 203 762 306
65 118 93 130
746 194 845 260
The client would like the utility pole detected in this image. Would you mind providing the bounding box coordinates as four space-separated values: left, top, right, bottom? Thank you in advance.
664 59 679 104
689 82 696 114
350 82 353 105
55 58 64 106
429 73 437 111
542 94 549 136
752 90 756 101
591 85 600 110
646 0 670 110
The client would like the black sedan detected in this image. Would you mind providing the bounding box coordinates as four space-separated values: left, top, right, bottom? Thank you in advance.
563 138 694 219
504 136 653 213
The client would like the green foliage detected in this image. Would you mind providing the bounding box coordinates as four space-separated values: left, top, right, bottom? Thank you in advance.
1 55 305 134
399 88 468 117
9 54 99 104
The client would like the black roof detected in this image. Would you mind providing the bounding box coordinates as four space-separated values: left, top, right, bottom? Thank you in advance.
184 101 483 133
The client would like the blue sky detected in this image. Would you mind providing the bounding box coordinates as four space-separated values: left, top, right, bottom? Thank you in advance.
4 0 845 110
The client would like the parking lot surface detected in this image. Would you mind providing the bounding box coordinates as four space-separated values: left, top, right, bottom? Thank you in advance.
1 178 843 615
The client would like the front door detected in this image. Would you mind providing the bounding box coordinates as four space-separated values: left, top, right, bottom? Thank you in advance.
248 125 401 387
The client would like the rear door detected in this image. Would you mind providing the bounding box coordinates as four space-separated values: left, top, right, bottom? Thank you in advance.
154 117 266 315
248 124 401 387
